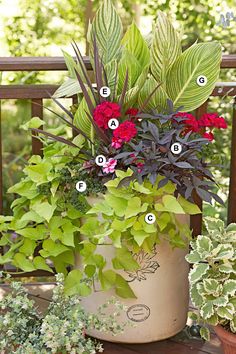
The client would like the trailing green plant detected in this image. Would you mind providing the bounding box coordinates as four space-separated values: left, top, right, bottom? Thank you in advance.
0 273 127 353
186 217 236 340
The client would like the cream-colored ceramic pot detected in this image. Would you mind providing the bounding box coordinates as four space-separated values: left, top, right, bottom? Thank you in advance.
77 197 189 343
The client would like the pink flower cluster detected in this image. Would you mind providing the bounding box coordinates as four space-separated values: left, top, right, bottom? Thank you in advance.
102 158 117 174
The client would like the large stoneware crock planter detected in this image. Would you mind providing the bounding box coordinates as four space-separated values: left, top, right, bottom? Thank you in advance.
214 325 236 354
77 197 190 344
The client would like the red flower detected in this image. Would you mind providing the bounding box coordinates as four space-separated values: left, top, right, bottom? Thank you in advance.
126 108 139 117
215 117 227 129
113 120 137 142
203 132 214 141
174 112 199 133
198 113 227 129
136 162 144 173
93 101 121 129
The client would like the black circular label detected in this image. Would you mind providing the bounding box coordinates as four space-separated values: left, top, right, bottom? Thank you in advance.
127 304 150 322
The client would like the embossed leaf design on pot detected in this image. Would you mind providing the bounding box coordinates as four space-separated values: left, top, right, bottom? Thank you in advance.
126 248 160 282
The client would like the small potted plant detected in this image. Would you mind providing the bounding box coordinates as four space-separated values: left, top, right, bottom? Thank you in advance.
186 217 236 354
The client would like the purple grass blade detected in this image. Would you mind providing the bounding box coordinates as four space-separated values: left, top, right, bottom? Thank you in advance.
71 41 98 105
84 111 110 144
30 100 95 145
93 35 105 103
138 82 162 113
118 70 129 109
30 128 78 148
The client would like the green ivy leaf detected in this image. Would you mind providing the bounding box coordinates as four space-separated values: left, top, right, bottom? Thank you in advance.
40 240 69 257
99 269 116 291
105 195 128 217
155 195 185 214
21 117 45 131
13 253 36 272
131 229 150 247
178 196 201 215
8 180 38 199
64 269 91 296
213 296 228 307
24 161 53 185
31 201 56 223
87 201 113 216
19 239 37 256
79 218 99 236
16 225 47 240
84 265 96 278
33 256 54 273
124 197 148 218
115 274 136 299
207 314 218 326
219 264 235 274
112 247 139 271
21 210 44 223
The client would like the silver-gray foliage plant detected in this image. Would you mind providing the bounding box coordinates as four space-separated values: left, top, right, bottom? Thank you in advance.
0 273 128 353
186 217 236 340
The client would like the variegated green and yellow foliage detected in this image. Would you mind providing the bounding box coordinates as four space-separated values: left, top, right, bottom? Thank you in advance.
54 0 222 137
186 217 236 340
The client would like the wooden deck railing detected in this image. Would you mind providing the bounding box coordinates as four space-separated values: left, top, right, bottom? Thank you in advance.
0 55 236 277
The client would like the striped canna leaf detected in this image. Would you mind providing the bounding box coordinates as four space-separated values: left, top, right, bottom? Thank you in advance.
166 42 222 111
138 76 168 111
88 0 122 66
118 22 150 96
121 22 150 68
151 11 182 85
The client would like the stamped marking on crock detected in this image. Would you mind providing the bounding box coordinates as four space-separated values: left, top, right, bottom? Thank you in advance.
127 304 150 322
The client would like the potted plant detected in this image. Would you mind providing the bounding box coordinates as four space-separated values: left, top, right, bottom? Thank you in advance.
186 217 236 354
0 0 227 344
0 272 127 353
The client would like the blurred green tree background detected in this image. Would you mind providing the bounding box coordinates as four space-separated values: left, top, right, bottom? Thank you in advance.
1 0 236 218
